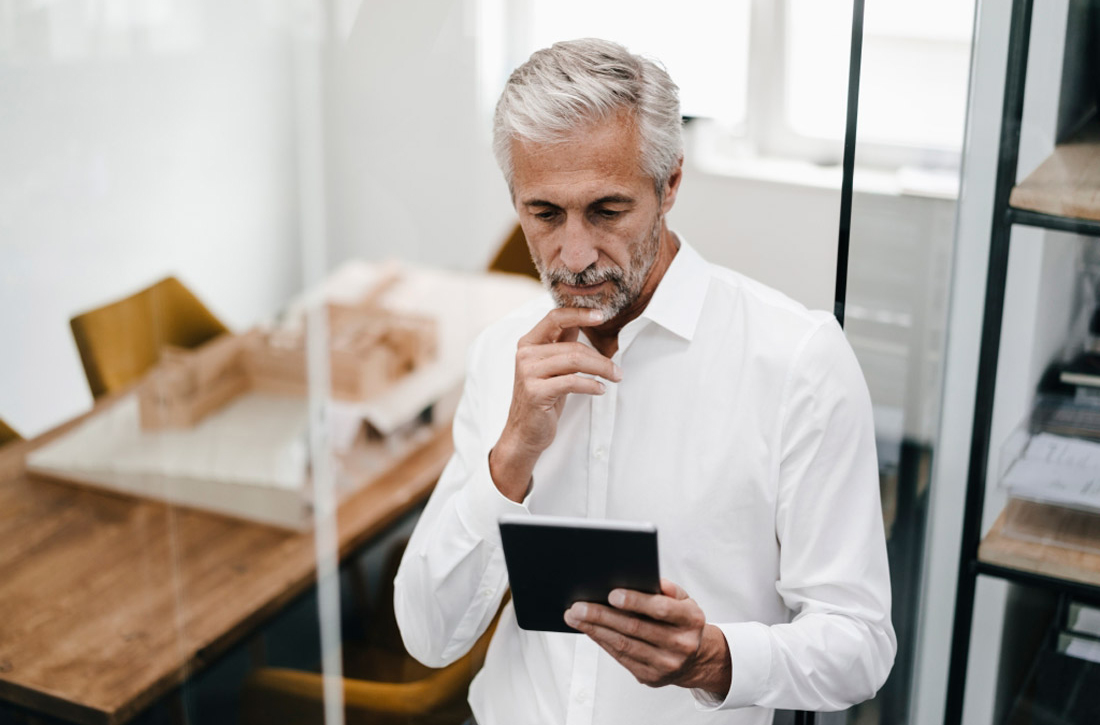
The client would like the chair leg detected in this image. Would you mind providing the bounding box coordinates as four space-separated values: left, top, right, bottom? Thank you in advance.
247 634 268 669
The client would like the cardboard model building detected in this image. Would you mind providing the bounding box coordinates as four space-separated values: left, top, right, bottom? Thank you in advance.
138 296 437 430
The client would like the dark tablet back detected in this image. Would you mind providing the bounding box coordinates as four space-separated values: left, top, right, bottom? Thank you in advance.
499 515 660 633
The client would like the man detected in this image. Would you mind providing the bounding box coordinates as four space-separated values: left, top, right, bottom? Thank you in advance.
394 38 895 724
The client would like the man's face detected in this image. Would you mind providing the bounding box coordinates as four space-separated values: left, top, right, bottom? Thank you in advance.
510 112 675 320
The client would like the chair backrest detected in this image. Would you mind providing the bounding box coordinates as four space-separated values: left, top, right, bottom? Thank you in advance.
0 418 20 448
70 276 228 398
488 223 540 281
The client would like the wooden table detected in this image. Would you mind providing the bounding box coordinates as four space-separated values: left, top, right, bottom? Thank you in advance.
0 395 454 725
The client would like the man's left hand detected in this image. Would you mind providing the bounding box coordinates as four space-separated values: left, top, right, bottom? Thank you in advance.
563 578 732 698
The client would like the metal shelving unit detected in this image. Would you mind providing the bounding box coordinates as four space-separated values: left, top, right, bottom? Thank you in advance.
944 0 1100 723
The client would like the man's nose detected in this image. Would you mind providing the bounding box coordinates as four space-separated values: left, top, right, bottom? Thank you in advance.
559 219 598 273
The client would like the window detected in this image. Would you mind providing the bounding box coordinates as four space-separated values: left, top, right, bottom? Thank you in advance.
786 0 974 153
514 0 751 125
500 0 975 169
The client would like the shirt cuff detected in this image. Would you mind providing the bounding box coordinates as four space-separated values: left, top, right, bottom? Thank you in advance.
692 621 773 711
454 448 531 547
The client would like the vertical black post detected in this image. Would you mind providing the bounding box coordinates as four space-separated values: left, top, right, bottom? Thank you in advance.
792 4 866 723
943 0 1034 723
834 0 866 329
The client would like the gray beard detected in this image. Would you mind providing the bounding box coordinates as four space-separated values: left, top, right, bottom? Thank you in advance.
536 216 662 319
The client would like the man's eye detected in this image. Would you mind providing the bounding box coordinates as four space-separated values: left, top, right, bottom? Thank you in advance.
535 210 558 221
596 209 621 219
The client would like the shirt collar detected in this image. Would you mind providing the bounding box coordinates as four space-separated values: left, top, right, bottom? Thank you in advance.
636 234 710 342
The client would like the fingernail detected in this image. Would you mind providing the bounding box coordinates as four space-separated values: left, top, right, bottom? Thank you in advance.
597 381 606 394
564 610 578 626
572 603 588 618
609 590 625 607
612 363 623 380
588 310 604 322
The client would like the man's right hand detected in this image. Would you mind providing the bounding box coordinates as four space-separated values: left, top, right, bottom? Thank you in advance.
489 307 622 502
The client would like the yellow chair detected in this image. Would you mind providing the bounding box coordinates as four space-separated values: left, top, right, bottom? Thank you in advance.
0 418 21 448
488 223 540 281
70 276 228 398
242 539 504 725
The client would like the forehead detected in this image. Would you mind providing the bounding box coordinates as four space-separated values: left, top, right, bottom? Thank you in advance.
511 113 652 204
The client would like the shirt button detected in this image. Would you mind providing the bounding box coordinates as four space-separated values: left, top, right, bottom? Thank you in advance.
481 589 493 599
594 446 606 460
576 688 589 703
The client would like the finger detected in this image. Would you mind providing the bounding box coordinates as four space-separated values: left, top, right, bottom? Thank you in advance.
607 589 701 628
567 601 675 645
525 347 622 382
532 375 607 401
521 308 605 345
521 339 608 360
576 622 682 686
660 578 689 600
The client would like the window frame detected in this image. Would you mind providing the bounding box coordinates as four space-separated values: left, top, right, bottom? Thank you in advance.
499 0 971 173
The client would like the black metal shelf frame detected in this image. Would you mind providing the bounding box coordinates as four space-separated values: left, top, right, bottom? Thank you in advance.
1009 208 1100 236
944 0 1100 723
973 562 1100 608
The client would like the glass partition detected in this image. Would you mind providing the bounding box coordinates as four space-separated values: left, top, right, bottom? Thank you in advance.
0 2 975 724
1 2 328 724
843 1 975 723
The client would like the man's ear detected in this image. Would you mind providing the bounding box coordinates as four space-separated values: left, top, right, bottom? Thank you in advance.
660 157 684 215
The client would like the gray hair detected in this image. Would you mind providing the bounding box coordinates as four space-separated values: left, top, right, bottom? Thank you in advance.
492 38 683 197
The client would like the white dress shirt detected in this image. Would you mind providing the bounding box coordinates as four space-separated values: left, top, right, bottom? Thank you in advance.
394 240 896 725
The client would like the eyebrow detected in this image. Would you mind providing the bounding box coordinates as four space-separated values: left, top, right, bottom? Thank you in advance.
521 195 636 208
591 195 635 206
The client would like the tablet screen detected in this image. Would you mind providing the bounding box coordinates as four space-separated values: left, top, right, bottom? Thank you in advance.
499 514 660 633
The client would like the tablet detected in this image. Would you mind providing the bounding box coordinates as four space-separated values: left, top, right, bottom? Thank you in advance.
499 514 660 633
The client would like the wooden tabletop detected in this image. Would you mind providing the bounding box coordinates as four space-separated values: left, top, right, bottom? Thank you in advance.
979 498 1100 588
0 396 454 725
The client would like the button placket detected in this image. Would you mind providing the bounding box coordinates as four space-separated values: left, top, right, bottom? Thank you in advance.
565 637 599 725
566 353 620 725
587 377 615 520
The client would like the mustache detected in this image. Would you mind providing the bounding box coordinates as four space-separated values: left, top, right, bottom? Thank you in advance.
542 265 625 287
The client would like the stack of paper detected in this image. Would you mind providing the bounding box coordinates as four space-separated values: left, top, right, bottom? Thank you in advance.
1003 432 1100 513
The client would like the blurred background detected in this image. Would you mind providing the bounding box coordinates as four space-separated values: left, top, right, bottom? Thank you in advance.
2 1 1097 724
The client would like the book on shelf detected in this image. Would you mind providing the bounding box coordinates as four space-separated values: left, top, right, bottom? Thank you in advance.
1031 393 1100 440
1033 361 1100 440
1059 352 1100 389
1064 603 1100 665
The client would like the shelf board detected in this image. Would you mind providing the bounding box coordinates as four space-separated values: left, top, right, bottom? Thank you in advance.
979 499 1100 591
1009 119 1100 226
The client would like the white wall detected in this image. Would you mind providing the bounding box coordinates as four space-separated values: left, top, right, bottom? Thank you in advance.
0 1 302 436
913 1 1076 723
321 0 516 273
